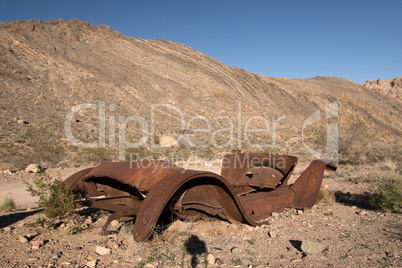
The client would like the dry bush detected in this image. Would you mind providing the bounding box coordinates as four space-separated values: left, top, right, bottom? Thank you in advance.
365 169 402 213
0 197 16 212
24 172 81 219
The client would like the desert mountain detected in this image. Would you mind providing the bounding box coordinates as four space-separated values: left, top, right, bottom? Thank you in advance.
0 19 401 166
363 77 401 100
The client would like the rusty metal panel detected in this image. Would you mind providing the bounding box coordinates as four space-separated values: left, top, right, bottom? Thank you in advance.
238 166 284 188
239 188 296 222
81 160 182 191
290 159 336 209
221 153 298 187
132 170 247 242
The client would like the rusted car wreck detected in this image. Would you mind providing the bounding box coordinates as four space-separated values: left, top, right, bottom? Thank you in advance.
64 153 336 242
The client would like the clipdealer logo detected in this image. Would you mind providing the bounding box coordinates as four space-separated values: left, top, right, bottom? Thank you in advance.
64 101 338 164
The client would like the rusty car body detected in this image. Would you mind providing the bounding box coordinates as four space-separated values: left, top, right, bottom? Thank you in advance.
64 153 336 242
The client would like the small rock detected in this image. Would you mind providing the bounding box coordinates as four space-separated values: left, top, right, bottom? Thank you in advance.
31 240 44 249
25 164 42 173
85 216 93 225
95 246 111 256
271 212 280 218
301 240 325 254
110 220 120 228
231 247 243 254
107 241 119 250
86 260 97 268
215 258 224 265
50 251 62 260
3 226 12 232
17 119 28 125
87 253 98 261
291 258 302 263
19 235 28 243
357 210 368 216
297 209 303 215
144 262 157 268
206 253 215 265
287 214 295 219
268 231 277 238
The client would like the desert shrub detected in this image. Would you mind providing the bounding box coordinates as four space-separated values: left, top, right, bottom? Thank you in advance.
0 197 16 212
366 170 402 212
24 172 80 219
65 225 84 235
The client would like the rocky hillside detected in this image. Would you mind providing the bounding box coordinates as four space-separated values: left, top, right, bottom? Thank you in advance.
363 77 401 100
0 19 401 166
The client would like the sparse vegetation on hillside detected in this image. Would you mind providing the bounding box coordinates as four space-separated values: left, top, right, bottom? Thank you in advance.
24 121 66 167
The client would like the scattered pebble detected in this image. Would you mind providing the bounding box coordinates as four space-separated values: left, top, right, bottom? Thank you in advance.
144 262 158 268
86 260 97 268
50 251 62 260
30 240 44 249
85 216 93 225
19 235 28 243
215 258 224 265
110 220 120 228
271 212 280 218
95 246 111 256
87 253 98 261
301 240 325 255
206 253 215 265
231 247 243 254
268 231 277 238
291 258 302 263
3 226 12 232
297 209 303 215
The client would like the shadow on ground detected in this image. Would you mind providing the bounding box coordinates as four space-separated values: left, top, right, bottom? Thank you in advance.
334 191 372 209
0 209 42 228
185 235 207 268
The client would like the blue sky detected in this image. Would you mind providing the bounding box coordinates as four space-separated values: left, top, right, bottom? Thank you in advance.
1 0 401 84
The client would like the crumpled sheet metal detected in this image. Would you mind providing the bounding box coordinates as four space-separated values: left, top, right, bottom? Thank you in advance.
64 153 336 242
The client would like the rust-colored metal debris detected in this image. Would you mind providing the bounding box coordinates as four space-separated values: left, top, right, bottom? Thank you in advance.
64 153 336 242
